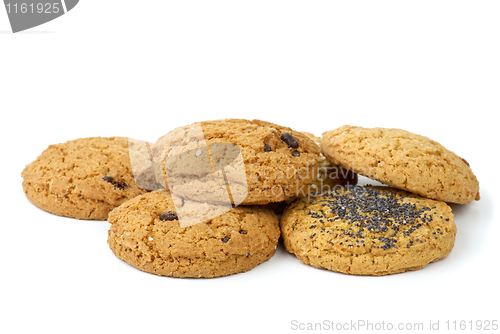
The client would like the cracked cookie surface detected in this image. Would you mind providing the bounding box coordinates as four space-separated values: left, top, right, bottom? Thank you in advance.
280 186 456 276
321 126 480 204
21 137 148 220
151 119 321 205
107 190 280 278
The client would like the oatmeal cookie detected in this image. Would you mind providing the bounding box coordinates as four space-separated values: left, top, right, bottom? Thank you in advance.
22 137 149 220
107 190 280 278
321 126 479 204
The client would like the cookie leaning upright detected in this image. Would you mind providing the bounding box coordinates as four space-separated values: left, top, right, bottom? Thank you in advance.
151 119 321 205
281 186 457 276
321 126 480 204
107 190 280 278
22 137 149 220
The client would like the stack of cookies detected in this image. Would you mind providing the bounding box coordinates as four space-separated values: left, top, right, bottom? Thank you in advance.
21 120 479 277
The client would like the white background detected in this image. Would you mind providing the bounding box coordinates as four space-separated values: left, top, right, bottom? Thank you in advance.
1 1 499 333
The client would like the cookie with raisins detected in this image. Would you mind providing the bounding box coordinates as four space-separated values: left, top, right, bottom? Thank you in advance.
150 119 321 205
22 137 150 220
107 190 280 278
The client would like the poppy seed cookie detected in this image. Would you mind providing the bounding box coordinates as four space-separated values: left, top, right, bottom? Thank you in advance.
281 186 456 276
21 137 148 220
107 190 280 278
151 119 321 205
321 126 479 204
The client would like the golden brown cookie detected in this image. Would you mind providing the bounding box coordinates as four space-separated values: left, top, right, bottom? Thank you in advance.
107 190 280 278
151 119 321 205
22 137 148 220
281 186 456 276
321 126 480 204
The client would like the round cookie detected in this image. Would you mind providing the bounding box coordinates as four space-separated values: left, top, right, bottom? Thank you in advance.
22 137 149 220
107 190 280 278
151 119 321 205
321 126 480 204
281 186 457 276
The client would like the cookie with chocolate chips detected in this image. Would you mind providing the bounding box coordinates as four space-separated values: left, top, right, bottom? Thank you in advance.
107 190 280 278
151 119 321 205
21 137 149 220
321 126 480 204
280 186 456 276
